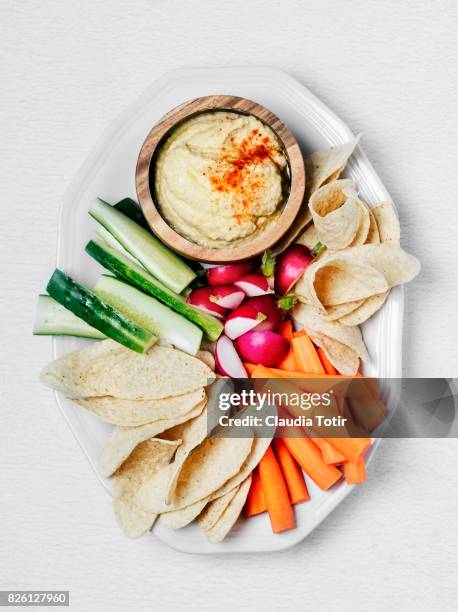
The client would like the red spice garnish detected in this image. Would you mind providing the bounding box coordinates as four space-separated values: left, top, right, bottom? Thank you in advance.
207 129 279 209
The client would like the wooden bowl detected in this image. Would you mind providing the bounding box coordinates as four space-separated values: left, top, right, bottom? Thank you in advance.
136 95 305 263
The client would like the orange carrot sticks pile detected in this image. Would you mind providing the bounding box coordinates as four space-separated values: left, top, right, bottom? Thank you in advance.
244 325 373 534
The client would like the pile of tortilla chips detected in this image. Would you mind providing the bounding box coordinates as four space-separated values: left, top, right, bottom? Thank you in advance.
290 138 420 375
40 340 269 542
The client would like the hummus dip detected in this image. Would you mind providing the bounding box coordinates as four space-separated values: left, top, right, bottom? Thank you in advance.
153 111 289 248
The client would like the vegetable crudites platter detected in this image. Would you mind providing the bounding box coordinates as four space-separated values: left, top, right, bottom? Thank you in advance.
35 67 420 553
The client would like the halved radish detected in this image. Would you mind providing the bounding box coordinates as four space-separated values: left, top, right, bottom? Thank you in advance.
215 335 248 378
275 244 314 295
225 304 267 340
207 262 254 286
235 330 289 367
187 287 227 318
234 274 271 296
210 285 245 310
244 295 281 332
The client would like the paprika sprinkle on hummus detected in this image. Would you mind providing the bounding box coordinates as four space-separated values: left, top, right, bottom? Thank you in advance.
153 111 290 248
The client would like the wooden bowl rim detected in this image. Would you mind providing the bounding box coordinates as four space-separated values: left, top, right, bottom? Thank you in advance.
135 95 305 263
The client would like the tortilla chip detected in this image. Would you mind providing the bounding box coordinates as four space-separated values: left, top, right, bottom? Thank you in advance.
322 300 364 321
198 487 239 532
73 387 206 427
40 340 215 400
308 180 360 250
366 209 381 244
337 244 420 288
137 431 253 514
130 408 210 511
293 303 368 375
209 433 272 500
305 138 360 198
160 498 208 529
371 202 400 244
113 438 180 538
350 199 371 246
338 292 389 326
202 476 252 544
299 255 388 312
98 400 205 477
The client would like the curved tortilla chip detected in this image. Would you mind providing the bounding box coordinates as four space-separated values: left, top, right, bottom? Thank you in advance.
372 202 400 244
322 300 364 321
366 209 381 244
73 388 206 427
305 138 360 198
299 256 388 312
309 180 360 250
293 303 368 375
337 244 420 288
40 340 215 400
98 400 205 477
338 292 389 326
137 431 253 514
350 199 371 246
113 438 180 538
160 498 208 529
202 476 252 544
198 486 239 532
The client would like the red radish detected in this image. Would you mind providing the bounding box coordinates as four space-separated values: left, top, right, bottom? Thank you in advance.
275 244 314 295
244 295 282 332
209 285 245 310
236 330 289 367
207 262 254 286
225 303 267 340
187 287 227 319
215 335 248 378
234 274 271 296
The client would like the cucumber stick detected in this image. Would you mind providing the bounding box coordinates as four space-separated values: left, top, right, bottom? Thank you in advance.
46 269 157 353
96 226 142 266
34 295 106 339
90 198 195 293
85 239 223 341
95 275 202 355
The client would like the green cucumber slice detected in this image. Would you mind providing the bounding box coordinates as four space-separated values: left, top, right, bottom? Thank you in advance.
46 269 157 353
33 295 106 339
94 275 202 355
85 239 223 341
95 226 143 266
90 198 195 293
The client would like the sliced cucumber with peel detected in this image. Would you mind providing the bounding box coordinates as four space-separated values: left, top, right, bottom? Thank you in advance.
34 295 106 339
95 275 202 355
96 226 143 266
85 239 223 341
46 269 157 353
90 198 195 293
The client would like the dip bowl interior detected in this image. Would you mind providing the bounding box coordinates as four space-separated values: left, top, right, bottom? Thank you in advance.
136 95 305 263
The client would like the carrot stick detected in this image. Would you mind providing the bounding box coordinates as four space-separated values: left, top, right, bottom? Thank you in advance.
273 438 309 504
292 330 306 338
245 466 267 516
243 362 258 376
279 320 294 341
277 348 298 372
343 457 367 484
258 446 296 533
322 437 371 463
292 334 326 374
317 347 338 375
311 437 346 465
251 365 339 379
283 436 342 491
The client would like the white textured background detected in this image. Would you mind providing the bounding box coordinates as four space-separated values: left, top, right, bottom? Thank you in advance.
1 1 458 610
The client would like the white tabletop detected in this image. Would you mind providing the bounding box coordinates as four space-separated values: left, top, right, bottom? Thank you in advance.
1 1 457 610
